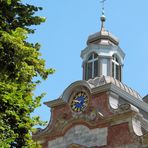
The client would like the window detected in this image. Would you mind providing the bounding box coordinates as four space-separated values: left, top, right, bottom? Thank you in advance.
112 55 121 81
85 53 98 80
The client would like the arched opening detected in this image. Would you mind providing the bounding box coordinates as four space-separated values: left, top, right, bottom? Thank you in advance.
84 53 98 80
112 55 121 81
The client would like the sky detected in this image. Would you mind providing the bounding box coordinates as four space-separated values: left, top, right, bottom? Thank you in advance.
23 0 148 124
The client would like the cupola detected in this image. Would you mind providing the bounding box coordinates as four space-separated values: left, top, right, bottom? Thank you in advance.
81 7 125 81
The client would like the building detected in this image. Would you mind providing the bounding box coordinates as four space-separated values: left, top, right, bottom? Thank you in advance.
33 5 148 148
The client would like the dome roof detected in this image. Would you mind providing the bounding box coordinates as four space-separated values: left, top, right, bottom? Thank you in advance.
87 28 119 46
87 14 119 46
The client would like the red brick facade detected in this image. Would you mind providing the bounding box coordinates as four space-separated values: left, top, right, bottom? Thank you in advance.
108 123 135 147
33 83 147 148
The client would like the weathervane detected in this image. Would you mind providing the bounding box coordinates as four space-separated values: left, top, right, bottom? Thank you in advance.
100 0 106 16
100 0 106 29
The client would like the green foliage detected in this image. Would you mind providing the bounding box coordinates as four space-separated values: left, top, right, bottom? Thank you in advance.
0 0 54 147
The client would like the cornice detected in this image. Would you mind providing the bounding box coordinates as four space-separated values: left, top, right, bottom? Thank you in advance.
44 98 66 108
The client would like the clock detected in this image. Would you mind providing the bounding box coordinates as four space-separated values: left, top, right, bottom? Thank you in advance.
70 91 88 112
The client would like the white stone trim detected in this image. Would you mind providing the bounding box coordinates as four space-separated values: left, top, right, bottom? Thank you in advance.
62 80 91 103
48 125 107 148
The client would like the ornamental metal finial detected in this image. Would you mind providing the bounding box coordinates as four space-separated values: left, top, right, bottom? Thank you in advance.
100 0 106 29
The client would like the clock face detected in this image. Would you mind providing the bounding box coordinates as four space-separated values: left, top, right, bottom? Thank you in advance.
71 91 88 112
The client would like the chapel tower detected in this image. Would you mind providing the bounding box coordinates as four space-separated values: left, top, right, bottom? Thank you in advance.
33 2 148 148
81 8 125 81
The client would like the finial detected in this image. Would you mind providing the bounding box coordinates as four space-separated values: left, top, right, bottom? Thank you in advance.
100 0 106 30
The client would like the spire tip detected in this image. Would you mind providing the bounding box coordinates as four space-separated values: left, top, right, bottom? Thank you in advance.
100 0 106 30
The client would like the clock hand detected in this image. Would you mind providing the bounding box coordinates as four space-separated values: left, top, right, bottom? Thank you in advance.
74 100 81 103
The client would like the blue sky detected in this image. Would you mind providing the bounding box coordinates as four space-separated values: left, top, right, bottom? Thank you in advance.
24 0 148 123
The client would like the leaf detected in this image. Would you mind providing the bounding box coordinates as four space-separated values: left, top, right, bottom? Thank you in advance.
7 0 11 5
0 0 55 146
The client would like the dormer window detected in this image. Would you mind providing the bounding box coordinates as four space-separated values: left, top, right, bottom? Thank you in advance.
112 55 121 81
84 53 98 80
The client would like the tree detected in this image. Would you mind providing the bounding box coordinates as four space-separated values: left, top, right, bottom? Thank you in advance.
0 0 54 147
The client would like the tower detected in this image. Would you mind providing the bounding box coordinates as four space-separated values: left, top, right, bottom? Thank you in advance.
33 2 148 148
81 5 125 81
